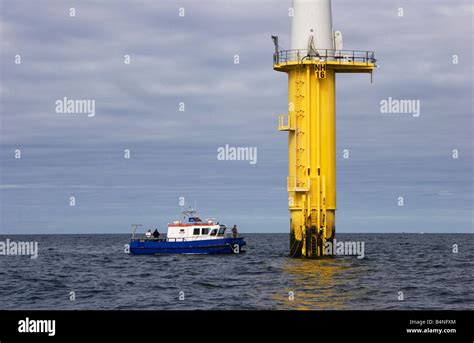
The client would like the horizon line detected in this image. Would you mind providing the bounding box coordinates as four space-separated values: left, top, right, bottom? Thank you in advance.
0 232 472 235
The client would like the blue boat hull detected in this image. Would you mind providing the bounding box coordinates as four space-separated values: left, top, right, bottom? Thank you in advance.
129 237 246 255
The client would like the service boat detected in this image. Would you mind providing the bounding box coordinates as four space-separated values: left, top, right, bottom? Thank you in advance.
129 208 246 255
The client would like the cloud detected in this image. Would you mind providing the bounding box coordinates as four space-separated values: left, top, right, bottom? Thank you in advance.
0 0 472 233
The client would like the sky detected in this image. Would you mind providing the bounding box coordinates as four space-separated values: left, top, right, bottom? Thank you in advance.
0 0 472 234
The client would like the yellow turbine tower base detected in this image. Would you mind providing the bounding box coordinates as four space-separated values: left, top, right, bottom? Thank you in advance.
274 55 375 258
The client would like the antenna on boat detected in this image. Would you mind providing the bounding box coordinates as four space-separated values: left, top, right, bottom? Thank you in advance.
131 224 142 239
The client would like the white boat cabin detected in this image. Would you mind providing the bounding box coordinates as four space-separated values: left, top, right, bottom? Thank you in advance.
167 208 227 241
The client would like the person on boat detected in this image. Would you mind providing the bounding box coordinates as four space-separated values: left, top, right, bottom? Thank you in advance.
152 229 160 239
145 229 152 238
231 225 238 238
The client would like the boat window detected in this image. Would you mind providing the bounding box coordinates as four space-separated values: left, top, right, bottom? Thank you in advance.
201 228 209 235
218 228 226 236
210 229 218 236
193 228 200 235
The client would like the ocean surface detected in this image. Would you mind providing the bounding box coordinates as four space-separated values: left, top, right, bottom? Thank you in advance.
0 233 472 310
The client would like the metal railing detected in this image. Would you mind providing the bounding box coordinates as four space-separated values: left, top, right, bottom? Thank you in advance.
278 113 293 131
273 49 376 65
287 176 310 192
132 236 226 243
